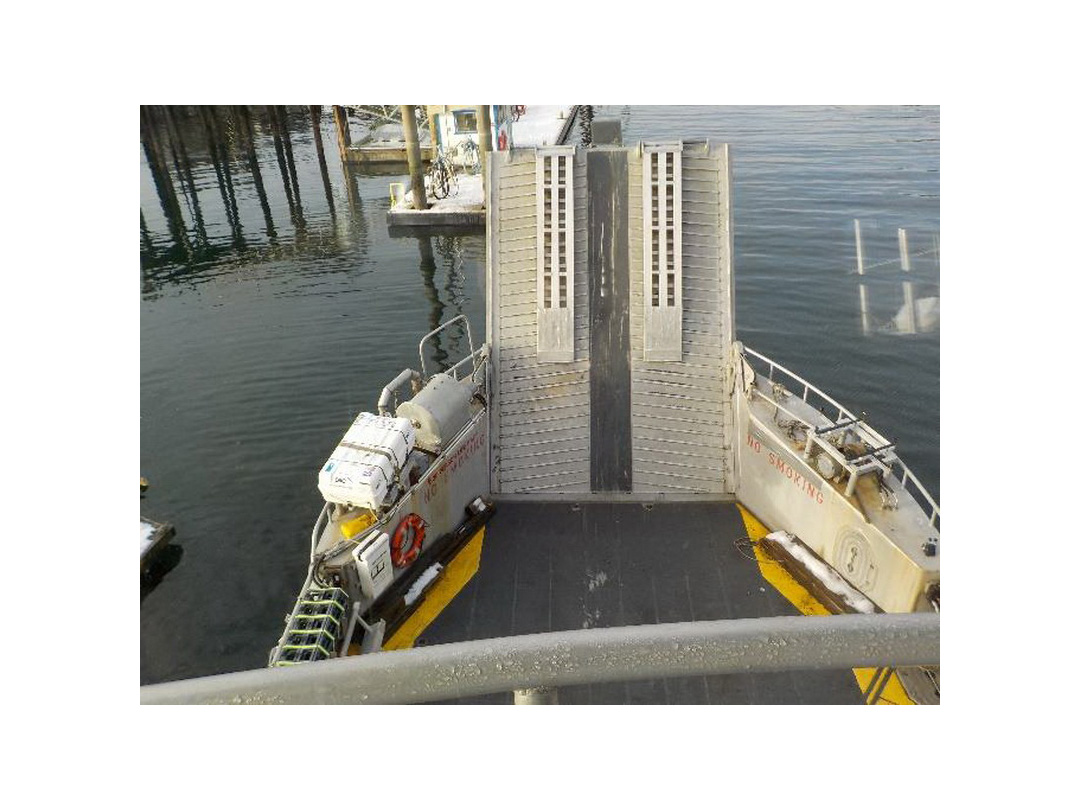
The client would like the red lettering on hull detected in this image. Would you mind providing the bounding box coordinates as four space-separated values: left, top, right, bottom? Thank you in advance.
422 429 486 503
766 445 825 505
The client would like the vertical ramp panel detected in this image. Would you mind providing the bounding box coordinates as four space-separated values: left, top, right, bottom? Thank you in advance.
490 150 591 495
629 143 734 495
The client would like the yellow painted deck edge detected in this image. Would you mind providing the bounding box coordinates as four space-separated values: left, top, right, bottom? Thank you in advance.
381 527 485 651
735 504 914 705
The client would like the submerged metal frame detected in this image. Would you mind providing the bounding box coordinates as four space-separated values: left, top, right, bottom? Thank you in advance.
143 612 939 705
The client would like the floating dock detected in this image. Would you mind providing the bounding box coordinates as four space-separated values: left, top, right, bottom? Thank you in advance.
386 105 578 228
140 517 175 574
510 105 578 148
348 122 434 165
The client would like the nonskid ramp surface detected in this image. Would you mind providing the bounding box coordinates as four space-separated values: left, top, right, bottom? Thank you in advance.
415 501 862 704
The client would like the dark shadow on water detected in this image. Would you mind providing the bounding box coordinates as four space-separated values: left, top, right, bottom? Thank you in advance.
387 223 485 240
436 235 468 360
310 105 337 220
141 543 185 602
417 235 448 370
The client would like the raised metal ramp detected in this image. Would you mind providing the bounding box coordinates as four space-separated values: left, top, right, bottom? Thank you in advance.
486 141 736 498
414 501 863 704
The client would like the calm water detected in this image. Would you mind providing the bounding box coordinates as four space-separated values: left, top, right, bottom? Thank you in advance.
140 105 939 685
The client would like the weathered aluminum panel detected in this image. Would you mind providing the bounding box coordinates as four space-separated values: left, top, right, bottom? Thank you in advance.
489 150 591 494
642 147 683 362
628 142 734 495
536 147 576 362
489 143 734 497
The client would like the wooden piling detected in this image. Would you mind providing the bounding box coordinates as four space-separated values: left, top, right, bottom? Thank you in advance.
332 106 352 164
477 104 492 196
401 105 428 210
426 106 438 151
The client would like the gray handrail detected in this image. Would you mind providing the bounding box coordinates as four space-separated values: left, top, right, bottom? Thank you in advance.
142 612 938 705
377 369 421 416
419 314 475 379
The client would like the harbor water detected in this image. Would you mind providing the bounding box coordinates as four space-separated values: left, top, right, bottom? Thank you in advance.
140 105 939 686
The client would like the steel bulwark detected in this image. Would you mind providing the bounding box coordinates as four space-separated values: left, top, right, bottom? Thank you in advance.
141 612 939 705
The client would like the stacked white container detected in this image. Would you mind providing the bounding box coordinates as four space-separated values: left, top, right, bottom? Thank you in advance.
318 413 417 510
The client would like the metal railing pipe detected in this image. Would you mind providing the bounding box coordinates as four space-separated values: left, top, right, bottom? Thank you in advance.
141 612 939 705
377 369 421 415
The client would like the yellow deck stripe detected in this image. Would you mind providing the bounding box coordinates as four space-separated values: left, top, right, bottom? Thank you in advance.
735 504 914 705
381 527 485 651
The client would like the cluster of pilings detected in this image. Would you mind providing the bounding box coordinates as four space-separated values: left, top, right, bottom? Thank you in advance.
139 106 368 273
140 106 473 364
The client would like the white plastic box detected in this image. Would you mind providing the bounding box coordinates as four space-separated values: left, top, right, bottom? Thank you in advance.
341 413 415 469
318 413 416 509
352 532 394 600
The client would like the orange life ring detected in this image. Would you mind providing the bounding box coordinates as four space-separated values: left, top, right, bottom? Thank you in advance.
498 129 507 151
391 513 426 568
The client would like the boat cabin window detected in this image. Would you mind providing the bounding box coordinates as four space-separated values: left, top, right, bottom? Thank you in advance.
642 144 683 361
536 147 575 362
452 109 477 134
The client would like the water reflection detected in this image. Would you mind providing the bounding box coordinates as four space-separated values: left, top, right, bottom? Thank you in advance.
853 219 940 336
340 160 367 250
200 105 245 251
141 106 191 262
435 235 468 360
162 105 208 245
140 543 184 602
234 104 277 241
417 235 447 369
268 105 305 232
140 105 381 292
310 105 337 219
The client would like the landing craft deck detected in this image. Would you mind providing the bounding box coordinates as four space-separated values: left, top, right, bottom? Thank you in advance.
415 501 863 704
141 121 939 705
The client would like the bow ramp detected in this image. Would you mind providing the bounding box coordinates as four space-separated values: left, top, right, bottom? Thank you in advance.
486 140 735 497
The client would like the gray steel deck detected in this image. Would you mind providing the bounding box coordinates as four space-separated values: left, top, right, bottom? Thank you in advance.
416 500 863 704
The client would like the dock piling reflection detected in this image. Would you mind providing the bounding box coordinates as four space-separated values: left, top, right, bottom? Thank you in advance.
140 106 192 260
268 106 302 230
234 105 277 241
310 105 337 219
418 235 448 370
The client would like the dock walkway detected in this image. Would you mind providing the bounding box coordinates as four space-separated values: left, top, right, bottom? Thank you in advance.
386 105 578 228
140 517 174 574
